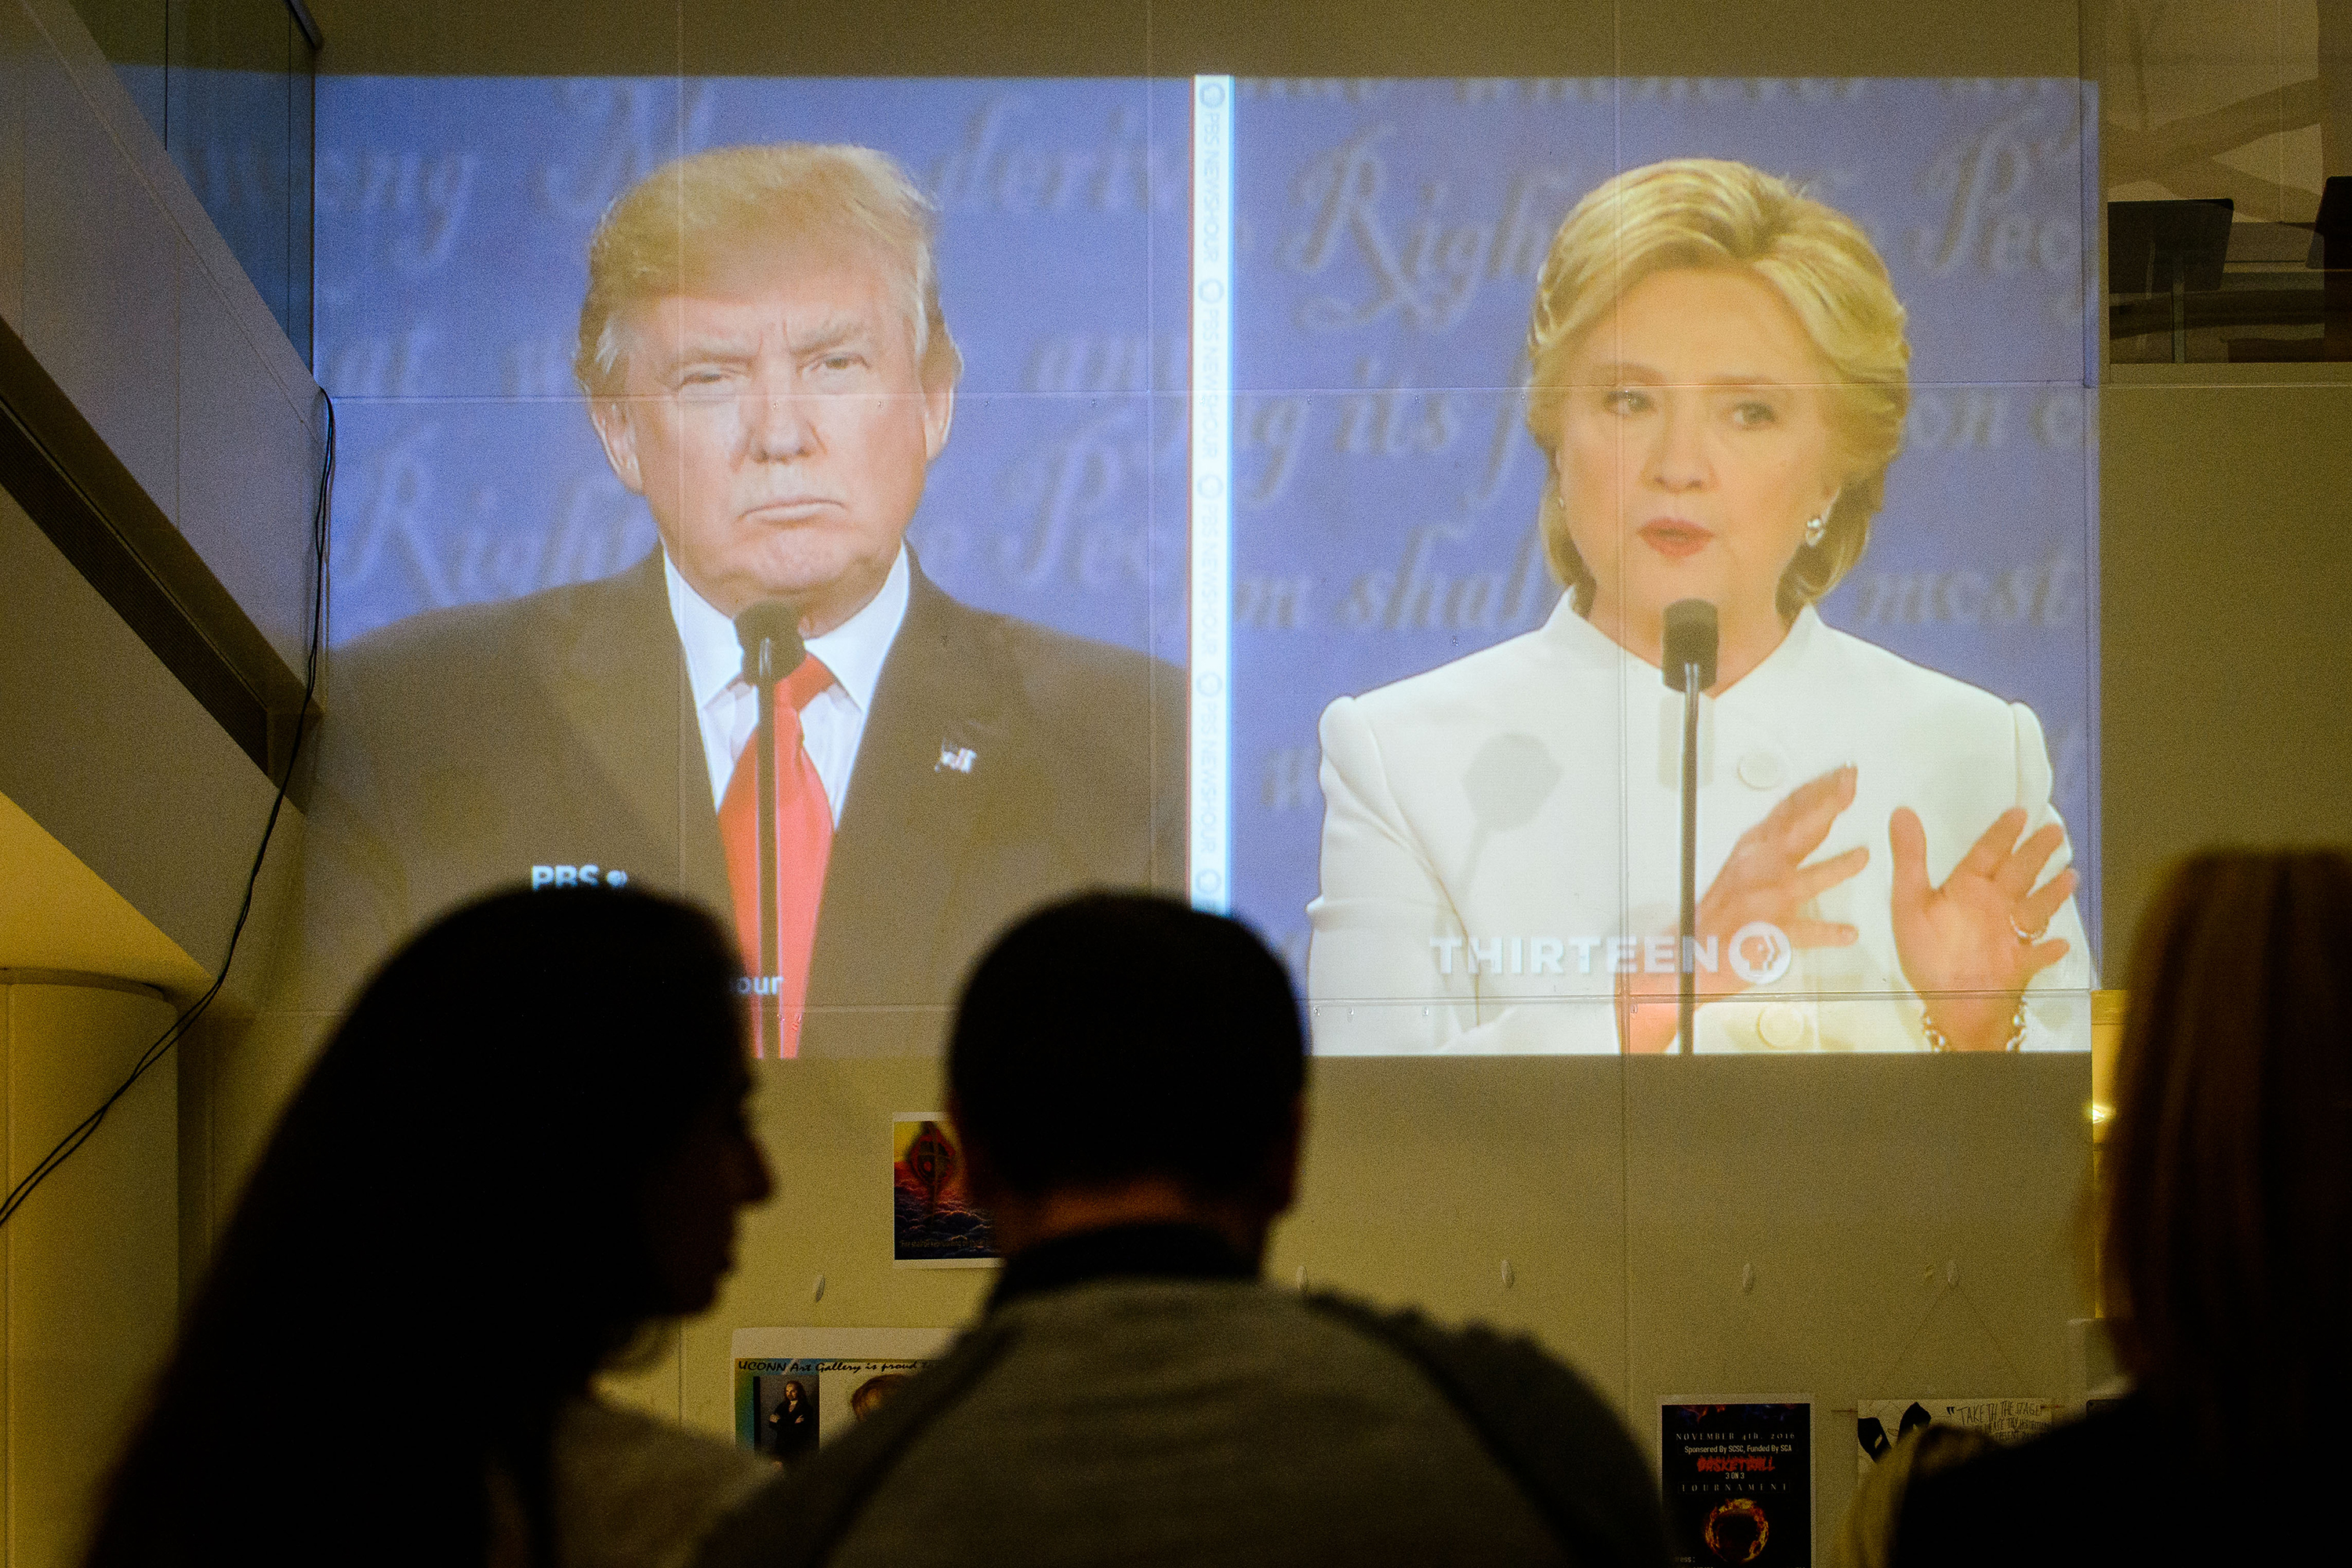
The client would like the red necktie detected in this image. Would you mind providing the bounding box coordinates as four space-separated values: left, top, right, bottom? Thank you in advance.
718 656 835 1058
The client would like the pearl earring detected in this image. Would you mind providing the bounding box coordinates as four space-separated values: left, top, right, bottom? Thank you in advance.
1803 514 1826 549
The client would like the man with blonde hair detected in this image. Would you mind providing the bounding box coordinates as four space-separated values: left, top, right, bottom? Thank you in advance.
308 144 1182 1055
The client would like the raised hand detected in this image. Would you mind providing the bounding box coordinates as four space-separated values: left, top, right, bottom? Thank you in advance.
1621 764 1870 1053
1889 805 2075 1051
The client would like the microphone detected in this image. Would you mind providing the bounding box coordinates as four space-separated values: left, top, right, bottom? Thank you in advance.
1661 600 1717 1055
1662 599 1719 694
733 601 804 1058
735 600 806 688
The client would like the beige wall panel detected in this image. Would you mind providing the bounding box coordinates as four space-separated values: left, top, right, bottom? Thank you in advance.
1622 1054 2092 1539
307 0 681 77
0 488 288 987
2100 383 2352 958
674 1059 993 1436
682 0 1142 78
15 25 178 521
307 0 1621 79
1618 0 2080 78
1272 1054 1629 1392
671 1055 1637 1440
0 791 208 995
1 982 8 1559
1149 0 1609 79
660 1052 1638 1439
2 978 178 1568
177 1004 332 1258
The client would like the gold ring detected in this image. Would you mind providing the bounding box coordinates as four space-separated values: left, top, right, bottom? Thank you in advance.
2009 914 2047 945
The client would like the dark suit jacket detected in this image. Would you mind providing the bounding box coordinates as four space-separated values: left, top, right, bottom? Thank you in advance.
299 551 1185 1054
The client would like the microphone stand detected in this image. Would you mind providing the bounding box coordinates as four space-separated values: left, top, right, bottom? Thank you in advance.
1678 657 1700 1058
735 601 804 1059
752 644 781 1058
1661 599 1718 1057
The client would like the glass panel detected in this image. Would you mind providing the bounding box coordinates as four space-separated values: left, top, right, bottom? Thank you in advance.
63 0 316 363
68 0 168 144
2103 0 2348 363
170 0 313 362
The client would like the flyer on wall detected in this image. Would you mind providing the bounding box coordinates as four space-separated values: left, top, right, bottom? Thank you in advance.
732 1327 953 1460
892 1112 997 1266
1855 1397 2054 1477
1660 1399 1813 1568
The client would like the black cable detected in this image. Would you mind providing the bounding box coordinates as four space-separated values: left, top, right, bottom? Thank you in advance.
0 388 335 1232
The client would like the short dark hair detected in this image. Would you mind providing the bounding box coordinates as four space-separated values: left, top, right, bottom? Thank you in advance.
949 892 1305 1200
2107 849 2352 1457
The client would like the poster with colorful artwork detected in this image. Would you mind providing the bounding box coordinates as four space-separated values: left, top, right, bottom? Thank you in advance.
1660 1399 1813 1567
892 1112 996 1266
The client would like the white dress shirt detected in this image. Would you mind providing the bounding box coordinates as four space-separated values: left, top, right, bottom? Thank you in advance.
664 546 912 826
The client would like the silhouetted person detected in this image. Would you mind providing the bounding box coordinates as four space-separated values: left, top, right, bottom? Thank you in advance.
83 887 775 1568
1896 850 2352 1566
698 892 1669 1568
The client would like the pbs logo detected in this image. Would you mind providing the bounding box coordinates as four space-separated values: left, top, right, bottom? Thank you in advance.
1728 921 1792 986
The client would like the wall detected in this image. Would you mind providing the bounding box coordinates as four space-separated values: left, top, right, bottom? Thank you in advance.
2102 374 2352 957
0 977 179 1568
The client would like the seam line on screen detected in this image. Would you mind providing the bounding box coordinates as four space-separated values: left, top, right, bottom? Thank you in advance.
1189 75 1234 914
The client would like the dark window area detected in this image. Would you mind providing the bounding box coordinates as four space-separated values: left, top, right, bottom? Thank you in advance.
68 0 318 366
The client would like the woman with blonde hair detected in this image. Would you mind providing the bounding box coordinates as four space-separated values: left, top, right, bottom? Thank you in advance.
1308 158 2090 1054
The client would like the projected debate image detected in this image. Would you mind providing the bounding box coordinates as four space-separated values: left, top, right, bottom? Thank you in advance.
306 75 2096 1057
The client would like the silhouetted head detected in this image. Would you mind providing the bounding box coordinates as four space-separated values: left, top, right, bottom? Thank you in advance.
948 893 1305 1260
2107 849 2352 1457
251 885 768 1348
87 885 770 1568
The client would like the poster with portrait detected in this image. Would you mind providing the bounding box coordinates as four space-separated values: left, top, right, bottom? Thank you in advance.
732 1327 952 1458
892 1112 996 1265
1661 1399 1813 1568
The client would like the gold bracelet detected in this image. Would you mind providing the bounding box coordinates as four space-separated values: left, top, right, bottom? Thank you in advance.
1922 999 2028 1053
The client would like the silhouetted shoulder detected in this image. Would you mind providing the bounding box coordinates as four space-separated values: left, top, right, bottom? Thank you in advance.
1308 1296 1672 1568
1895 1396 2251 1568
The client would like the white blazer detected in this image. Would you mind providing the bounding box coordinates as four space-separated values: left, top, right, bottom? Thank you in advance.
1306 601 2093 1054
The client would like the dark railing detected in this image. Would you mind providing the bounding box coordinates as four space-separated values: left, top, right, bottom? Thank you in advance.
2108 182 2352 365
